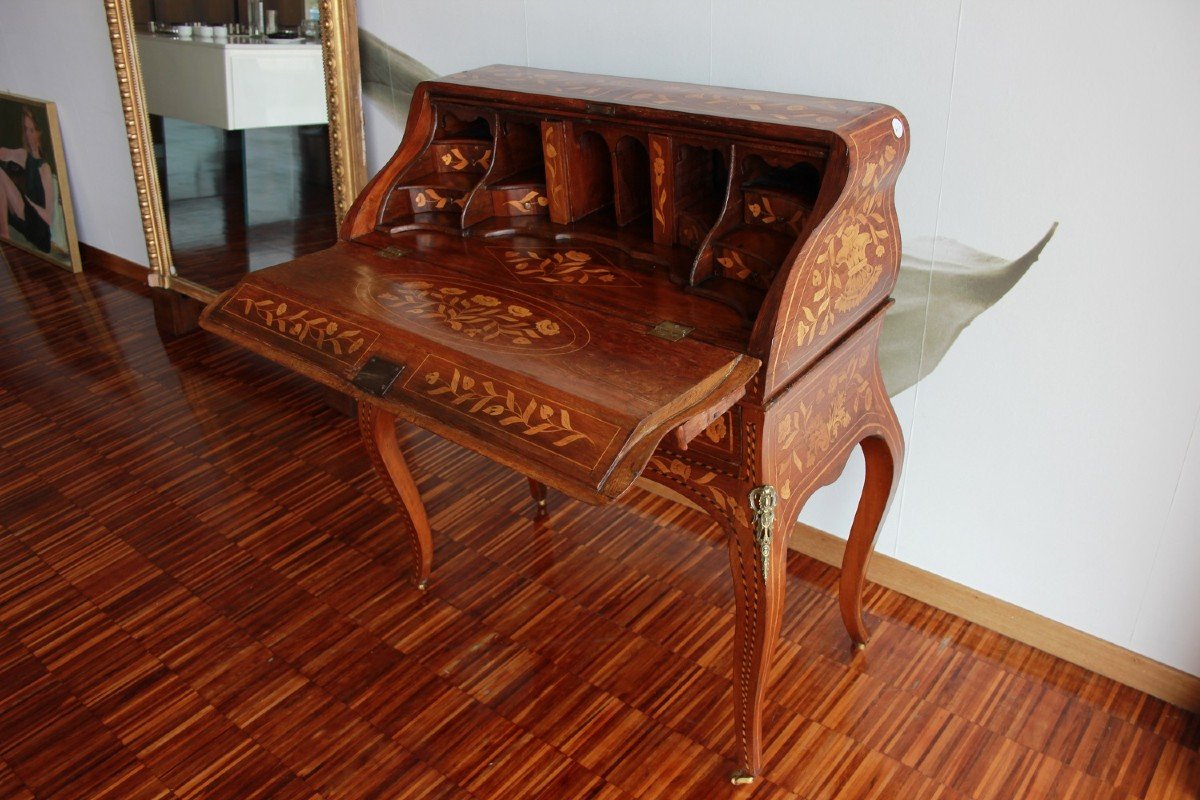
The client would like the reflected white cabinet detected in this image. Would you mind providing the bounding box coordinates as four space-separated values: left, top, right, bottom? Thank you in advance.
136 35 327 130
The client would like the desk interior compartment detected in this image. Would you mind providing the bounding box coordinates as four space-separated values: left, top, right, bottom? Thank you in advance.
666 139 731 252
379 105 496 233
687 147 826 318
462 114 550 225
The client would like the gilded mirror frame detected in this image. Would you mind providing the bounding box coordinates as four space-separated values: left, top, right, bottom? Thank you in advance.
102 0 368 303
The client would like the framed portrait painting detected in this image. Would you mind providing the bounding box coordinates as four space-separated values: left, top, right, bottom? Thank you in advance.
0 92 81 273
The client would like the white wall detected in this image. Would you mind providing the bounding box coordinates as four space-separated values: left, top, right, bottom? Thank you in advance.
898 0 1200 677
0 0 149 265
359 0 1200 678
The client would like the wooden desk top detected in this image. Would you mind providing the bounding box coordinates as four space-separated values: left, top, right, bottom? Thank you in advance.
202 238 758 502
437 64 892 136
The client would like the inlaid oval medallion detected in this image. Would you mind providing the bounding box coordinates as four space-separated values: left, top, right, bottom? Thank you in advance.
358 273 590 355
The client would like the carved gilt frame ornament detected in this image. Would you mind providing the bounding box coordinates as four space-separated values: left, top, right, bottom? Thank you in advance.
103 0 368 302
102 0 170 287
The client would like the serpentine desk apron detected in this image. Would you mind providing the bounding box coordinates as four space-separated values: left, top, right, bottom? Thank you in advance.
200 65 909 783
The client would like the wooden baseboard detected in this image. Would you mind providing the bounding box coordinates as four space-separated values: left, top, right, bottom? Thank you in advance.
634 479 1200 713
80 243 149 283
792 523 1200 713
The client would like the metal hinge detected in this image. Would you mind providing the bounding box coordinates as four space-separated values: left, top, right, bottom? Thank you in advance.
648 321 693 341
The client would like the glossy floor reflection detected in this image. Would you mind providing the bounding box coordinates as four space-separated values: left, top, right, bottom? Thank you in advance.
0 245 1197 799
156 117 337 292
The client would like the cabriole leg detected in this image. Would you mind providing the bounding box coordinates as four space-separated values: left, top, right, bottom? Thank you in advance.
358 402 434 589
527 478 549 520
729 485 786 785
839 429 903 648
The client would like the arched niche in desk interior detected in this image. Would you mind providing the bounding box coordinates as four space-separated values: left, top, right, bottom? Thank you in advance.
103 0 368 333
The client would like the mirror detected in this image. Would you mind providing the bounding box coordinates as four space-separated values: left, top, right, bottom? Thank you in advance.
104 0 367 302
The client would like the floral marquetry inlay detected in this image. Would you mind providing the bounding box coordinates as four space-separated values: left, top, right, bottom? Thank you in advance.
647 455 750 528
489 247 639 287
424 369 591 446
504 191 550 214
651 140 668 231
667 406 741 470
412 188 465 212
543 125 568 215
717 250 755 283
439 145 492 172
405 355 620 468
775 348 874 501
745 192 805 236
360 274 589 355
705 414 728 445
223 287 378 368
793 138 899 350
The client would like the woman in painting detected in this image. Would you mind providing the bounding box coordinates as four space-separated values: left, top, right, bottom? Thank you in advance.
0 106 54 253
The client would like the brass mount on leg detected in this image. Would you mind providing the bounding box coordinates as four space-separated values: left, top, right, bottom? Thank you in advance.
747 485 778 583
730 769 756 786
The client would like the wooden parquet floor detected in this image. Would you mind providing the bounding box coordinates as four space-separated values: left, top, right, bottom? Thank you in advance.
0 244 1197 799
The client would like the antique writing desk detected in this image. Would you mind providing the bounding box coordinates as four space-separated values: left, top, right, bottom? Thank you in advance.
200 65 908 783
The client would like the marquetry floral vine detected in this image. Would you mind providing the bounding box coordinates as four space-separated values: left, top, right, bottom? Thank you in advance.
439 146 492 172
500 249 627 285
652 140 668 230
236 296 368 358
375 281 564 346
794 142 898 349
746 193 804 236
775 349 874 501
505 191 550 213
413 188 464 211
543 127 566 210
717 250 755 283
423 368 593 447
704 414 728 445
648 455 750 528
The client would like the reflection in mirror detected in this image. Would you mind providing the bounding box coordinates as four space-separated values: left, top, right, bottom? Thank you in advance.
128 0 337 292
